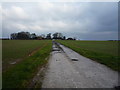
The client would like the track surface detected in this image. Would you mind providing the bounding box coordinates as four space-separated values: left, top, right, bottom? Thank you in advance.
42 42 119 88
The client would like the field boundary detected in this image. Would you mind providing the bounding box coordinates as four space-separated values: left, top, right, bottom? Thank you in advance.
56 40 120 71
3 42 49 72
3 40 52 88
28 54 51 88
28 42 48 57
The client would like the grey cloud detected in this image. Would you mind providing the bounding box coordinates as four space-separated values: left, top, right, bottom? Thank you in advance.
2 2 118 40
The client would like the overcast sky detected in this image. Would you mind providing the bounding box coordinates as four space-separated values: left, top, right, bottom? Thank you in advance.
1 2 118 40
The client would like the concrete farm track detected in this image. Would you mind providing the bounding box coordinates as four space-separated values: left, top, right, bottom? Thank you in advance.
42 42 119 88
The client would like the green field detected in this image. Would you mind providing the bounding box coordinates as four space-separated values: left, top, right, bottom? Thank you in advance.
2 40 120 88
3 40 50 71
56 40 119 71
2 40 52 88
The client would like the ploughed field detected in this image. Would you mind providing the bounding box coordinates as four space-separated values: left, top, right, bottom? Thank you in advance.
2 40 52 88
56 40 120 71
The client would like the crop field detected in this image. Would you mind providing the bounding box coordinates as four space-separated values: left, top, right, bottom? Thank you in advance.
2 40 120 88
57 40 120 71
2 40 52 88
2 40 51 70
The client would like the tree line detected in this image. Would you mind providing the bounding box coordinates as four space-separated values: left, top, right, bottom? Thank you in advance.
10 31 76 40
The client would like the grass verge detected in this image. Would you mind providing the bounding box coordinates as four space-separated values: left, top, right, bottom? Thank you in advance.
3 41 52 88
57 40 120 71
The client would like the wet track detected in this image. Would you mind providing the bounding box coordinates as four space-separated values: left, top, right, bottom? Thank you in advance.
42 41 119 88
